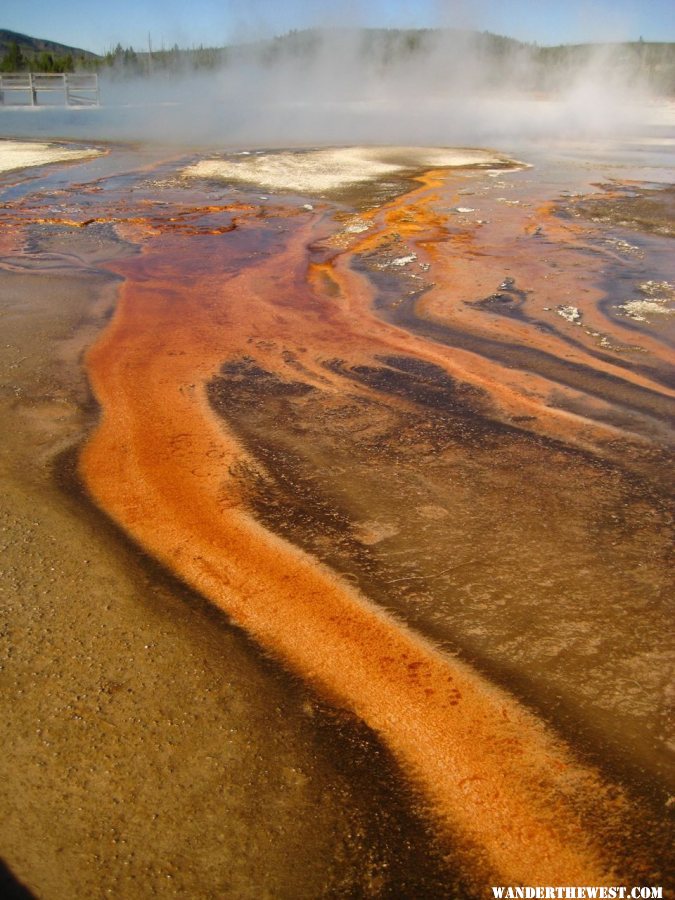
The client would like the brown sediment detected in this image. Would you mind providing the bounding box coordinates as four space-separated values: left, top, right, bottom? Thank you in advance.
76 167 671 887
564 182 675 238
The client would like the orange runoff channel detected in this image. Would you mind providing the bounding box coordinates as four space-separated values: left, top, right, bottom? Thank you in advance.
80 179 635 887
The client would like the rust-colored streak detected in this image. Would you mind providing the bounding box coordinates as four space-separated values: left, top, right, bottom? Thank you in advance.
317 172 674 464
79 191 636 887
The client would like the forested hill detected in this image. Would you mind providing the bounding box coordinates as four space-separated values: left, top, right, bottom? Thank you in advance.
0 28 99 70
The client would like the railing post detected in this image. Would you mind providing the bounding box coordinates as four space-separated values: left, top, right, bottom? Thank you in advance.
30 73 37 106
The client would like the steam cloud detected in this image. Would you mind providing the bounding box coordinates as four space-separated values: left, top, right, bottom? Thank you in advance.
2 27 671 152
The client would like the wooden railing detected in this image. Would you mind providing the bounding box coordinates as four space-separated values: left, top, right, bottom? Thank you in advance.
0 73 99 106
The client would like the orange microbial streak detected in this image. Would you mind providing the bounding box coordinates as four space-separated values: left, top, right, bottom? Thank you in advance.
80 183 640 887
328 174 675 474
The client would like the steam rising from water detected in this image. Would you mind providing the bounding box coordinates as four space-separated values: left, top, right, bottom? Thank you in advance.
2 28 671 150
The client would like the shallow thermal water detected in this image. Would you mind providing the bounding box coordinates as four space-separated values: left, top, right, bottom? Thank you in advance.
0 139 673 896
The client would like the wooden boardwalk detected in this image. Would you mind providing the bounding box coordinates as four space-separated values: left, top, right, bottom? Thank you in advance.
0 73 99 107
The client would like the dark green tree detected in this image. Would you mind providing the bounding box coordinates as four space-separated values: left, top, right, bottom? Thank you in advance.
36 51 55 72
0 41 28 72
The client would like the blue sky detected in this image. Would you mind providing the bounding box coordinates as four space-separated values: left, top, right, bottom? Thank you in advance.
2 0 674 55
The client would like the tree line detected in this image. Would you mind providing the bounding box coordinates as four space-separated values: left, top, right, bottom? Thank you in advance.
0 40 77 73
0 39 223 75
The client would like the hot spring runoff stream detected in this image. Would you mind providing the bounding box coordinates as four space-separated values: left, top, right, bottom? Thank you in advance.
0 136 673 897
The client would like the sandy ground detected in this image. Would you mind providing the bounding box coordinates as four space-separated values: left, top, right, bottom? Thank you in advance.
0 140 102 173
183 146 516 193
